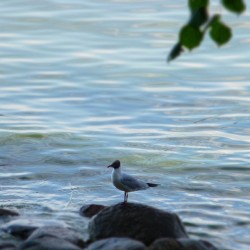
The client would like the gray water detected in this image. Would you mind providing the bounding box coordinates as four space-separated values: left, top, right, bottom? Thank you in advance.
0 1 250 249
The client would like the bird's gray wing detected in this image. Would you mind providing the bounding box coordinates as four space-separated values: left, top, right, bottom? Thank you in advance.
120 173 148 191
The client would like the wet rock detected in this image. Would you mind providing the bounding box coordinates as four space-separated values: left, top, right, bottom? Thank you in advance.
20 236 82 250
148 238 180 250
79 204 106 218
1 218 68 239
149 238 218 250
0 241 17 250
24 226 85 248
0 208 19 217
86 237 146 250
179 238 218 250
88 203 188 245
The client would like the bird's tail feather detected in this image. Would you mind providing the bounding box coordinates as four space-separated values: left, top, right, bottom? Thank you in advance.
147 183 158 187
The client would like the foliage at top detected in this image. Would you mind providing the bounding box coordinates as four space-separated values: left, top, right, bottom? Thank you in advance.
167 0 246 62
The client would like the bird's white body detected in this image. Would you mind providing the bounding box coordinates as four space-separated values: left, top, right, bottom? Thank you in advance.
111 167 149 192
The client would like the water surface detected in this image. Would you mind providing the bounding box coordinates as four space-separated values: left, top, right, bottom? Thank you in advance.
0 1 250 249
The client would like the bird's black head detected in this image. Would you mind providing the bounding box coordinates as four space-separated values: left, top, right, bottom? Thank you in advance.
107 160 120 169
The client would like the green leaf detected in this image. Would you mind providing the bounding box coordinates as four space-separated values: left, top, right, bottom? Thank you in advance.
189 0 209 10
221 0 246 14
204 14 220 31
167 42 184 62
189 7 209 27
209 18 232 46
179 25 203 50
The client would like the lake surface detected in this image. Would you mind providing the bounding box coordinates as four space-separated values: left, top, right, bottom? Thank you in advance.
0 1 250 249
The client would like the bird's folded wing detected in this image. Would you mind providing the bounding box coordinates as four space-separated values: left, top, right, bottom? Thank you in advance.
120 174 148 191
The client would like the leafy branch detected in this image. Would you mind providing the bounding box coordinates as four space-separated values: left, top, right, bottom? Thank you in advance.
167 0 246 62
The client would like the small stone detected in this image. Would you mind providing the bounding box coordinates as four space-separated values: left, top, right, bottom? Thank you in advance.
79 204 106 218
0 208 19 217
149 238 219 250
25 226 85 248
86 237 147 250
179 238 218 250
148 238 180 250
1 218 68 239
20 236 82 250
0 241 17 250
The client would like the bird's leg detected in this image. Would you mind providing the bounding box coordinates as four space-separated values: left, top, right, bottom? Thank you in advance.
124 192 128 204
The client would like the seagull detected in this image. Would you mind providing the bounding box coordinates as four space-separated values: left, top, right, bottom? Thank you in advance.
107 160 158 203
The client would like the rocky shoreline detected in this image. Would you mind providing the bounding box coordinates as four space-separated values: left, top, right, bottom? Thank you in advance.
0 203 218 250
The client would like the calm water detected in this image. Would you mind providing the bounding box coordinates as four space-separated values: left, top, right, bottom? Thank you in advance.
0 0 250 249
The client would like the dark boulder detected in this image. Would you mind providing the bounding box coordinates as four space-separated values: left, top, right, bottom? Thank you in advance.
179 239 218 250
23 226 85 248
86 237 146 250
148 238 180 250
88 202 188 245
20 236 82 250
149 238 218 250
0 241 17 250
0 208 19 217
79 204 106 218
1 218 68 239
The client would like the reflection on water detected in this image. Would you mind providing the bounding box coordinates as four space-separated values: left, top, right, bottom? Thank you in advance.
0 0 250 249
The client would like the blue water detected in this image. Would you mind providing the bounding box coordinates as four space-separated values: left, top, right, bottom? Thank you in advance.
0 1 250 249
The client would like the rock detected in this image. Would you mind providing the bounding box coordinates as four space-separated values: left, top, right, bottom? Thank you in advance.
1 218 68 239
179 239 218 250
88 203 188 245
20 236 82 250
24 226 85 248
0 208 19 217
86 237 146 250
149 238 218 250
148 238 180 250
79 204 106 218
0 241 17 250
